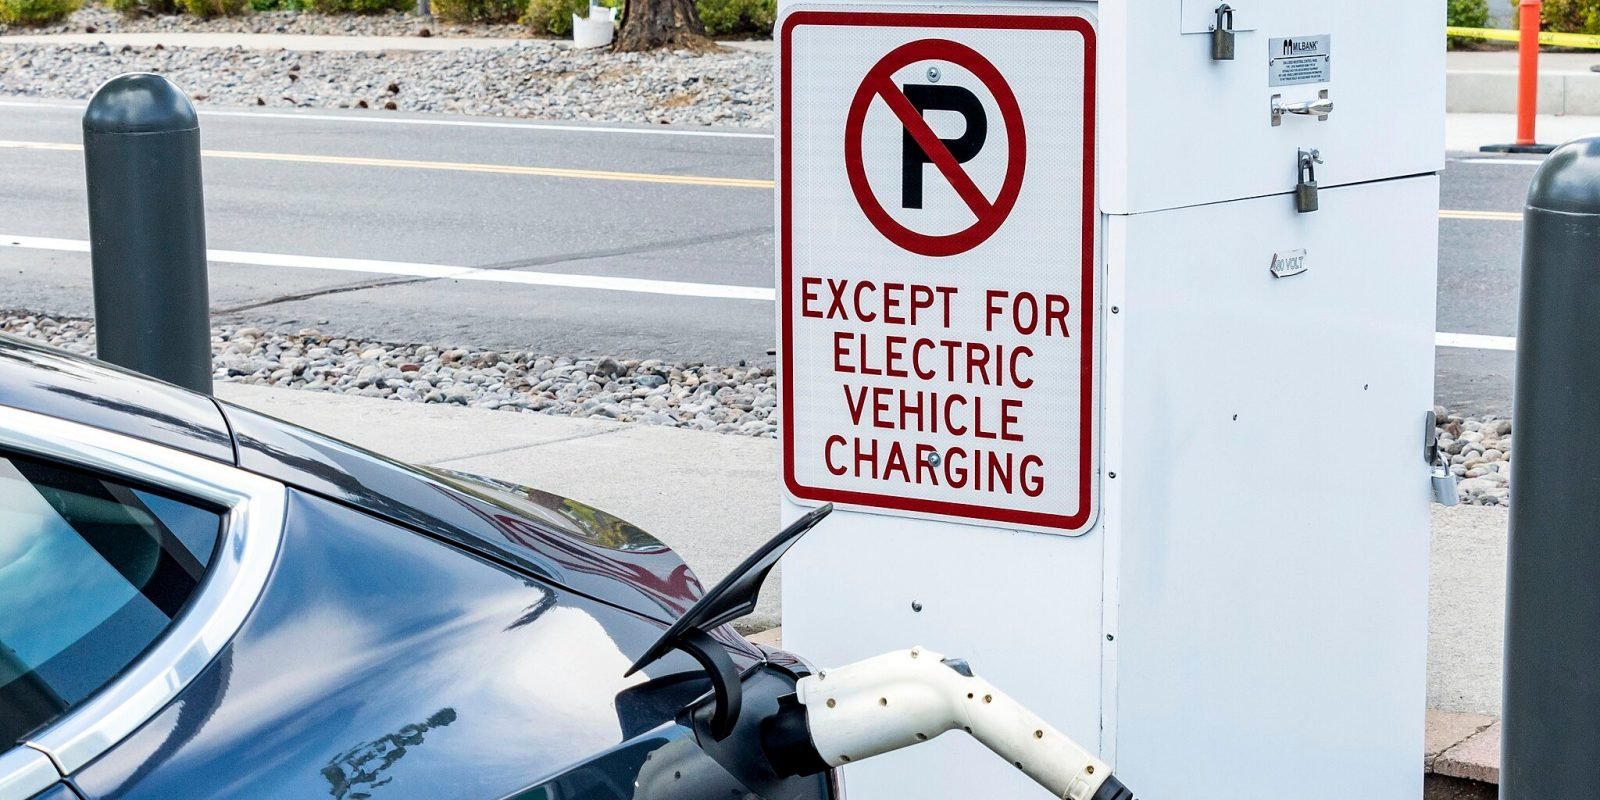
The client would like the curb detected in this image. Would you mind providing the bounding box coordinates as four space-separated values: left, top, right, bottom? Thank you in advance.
1449 69 1600 115
1426 711 1500 798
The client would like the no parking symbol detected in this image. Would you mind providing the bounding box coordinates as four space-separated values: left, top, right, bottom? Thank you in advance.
844 38 1028 258
781 9 1099 533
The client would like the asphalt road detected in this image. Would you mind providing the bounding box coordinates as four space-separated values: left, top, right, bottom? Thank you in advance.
0 98 1528 416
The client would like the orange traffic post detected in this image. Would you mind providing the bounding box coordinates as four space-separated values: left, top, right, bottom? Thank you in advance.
1484 0 1558 153
1518 0 1541 145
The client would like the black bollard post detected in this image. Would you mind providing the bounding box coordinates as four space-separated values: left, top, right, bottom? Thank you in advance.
83 73 213 395
1502 136 1600 797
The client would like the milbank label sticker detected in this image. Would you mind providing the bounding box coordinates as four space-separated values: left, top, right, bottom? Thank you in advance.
779 8 1099 534
1269 35 1331 86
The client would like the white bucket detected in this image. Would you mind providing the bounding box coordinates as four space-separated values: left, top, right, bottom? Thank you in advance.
572 5 616 49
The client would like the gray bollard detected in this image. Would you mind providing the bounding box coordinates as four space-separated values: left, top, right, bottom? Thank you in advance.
1502 136 1600 797
83 73 213 395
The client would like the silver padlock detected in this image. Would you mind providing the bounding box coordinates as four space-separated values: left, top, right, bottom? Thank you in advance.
1432 458 1460 507
1295 149 1321 214
1211 4 1236 61
1425 409 1459 506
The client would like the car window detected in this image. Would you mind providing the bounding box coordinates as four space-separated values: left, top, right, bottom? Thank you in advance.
0 453 222 745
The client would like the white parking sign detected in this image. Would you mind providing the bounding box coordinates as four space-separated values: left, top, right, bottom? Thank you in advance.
779 8 1100 533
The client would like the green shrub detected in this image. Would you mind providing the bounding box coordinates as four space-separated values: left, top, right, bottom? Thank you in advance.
178 0 247 16
526 0 583 35
1543 0 1600 34
249 0 304 10
108 0 179 15
1446 0 1489 48
434 0 519 23
696 0 771 36
304 0 405 12
1447 0 1490 29
525 0 617 36
0 0 80 25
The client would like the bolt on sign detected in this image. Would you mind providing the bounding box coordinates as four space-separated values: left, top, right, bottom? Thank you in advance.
779 8 1099 534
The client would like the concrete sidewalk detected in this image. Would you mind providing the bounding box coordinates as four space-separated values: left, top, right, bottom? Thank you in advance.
1428 711 1500 791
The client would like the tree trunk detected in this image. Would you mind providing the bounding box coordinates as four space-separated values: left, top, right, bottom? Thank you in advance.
614 0 711 51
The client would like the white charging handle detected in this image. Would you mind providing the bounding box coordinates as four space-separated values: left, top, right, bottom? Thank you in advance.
792 647 1131 800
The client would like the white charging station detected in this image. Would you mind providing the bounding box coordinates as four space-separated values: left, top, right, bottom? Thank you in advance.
776 2 1444 798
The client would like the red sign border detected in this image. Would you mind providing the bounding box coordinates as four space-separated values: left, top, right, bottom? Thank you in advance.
780 10 1099 532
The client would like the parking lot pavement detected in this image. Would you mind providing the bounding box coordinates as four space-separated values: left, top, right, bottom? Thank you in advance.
216 382 785 630
216 383 1517 695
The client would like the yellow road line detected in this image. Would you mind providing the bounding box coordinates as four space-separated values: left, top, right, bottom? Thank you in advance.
1447 25 1600 49
0 140 1533 217
0 139 774 189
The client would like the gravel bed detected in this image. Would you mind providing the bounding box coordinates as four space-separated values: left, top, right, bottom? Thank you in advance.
0 39 772 125
2 5 527 38
0 314 1516 502
1434 407 1512 507
1 313 781 437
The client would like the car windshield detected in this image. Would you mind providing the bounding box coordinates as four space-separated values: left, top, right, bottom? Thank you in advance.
0 454 221 744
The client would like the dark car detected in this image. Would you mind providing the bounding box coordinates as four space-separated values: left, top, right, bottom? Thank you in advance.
0 334 839 800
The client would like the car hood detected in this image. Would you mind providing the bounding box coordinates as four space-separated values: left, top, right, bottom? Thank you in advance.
0 334 711 626
220 401 712 624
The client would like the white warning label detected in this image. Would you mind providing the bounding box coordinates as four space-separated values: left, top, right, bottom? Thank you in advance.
1269 35 1331 87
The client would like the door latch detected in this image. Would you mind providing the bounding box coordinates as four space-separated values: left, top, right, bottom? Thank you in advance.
1272 89 1333 126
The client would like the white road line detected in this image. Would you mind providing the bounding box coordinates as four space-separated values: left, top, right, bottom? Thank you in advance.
1436 332 1517 351
0 235 1524 343
1452 157 1543 166
0 99 775 140
0 234 776 301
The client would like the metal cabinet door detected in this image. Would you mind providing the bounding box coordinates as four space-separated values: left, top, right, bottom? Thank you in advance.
1102 174 1438 799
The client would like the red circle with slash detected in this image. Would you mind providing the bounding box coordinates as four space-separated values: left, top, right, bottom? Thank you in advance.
844 38 1027 258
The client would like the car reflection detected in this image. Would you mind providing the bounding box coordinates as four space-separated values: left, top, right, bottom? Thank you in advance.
322 707 458 800
435 484 704 620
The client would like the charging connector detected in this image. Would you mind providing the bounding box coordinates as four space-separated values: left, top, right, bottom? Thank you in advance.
765 646 1134 800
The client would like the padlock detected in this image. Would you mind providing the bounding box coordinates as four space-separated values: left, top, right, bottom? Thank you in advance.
1295 149 1321 214
1424 410 1460 506
1295 181 1319 214
1211 4 1236 61
1432 460 1460 507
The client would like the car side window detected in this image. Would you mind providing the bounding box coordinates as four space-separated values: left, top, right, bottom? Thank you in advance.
0 452 223 745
